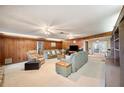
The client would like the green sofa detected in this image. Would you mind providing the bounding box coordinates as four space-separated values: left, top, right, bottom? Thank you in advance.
65 51 88 73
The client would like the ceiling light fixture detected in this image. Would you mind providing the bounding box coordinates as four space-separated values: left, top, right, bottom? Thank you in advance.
68 33 73 39
41 25 52 35
73 40 76 44
46 38 63 41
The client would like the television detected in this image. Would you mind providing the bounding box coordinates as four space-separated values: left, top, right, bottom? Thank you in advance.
69 45 79 51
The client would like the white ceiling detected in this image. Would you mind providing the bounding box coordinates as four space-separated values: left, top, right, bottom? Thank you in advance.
0 5 122 40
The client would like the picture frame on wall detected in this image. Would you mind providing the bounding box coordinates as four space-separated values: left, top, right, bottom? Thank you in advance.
51 42 56 47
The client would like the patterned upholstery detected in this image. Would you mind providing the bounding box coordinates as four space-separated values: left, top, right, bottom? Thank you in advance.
44 49 66 59
27 50 45 65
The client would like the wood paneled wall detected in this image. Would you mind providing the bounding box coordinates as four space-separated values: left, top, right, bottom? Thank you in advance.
1 37 37 64
0 32 112 65
0 35 62 65
44 41 62 50
62 39 84 49
0 37 4 65
76 32 112 40
62 32 112 49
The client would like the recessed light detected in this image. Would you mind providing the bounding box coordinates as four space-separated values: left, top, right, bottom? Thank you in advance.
47 28 50 31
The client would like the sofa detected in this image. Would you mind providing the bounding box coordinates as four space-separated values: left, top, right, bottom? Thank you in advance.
64 51 88 73
27 50 45 65
44 49 66 59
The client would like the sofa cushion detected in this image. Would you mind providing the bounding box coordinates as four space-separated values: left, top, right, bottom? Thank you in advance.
51 50 56 55
47 51 51 55
44 49 66 59
65 51 88 73
56 50 61 54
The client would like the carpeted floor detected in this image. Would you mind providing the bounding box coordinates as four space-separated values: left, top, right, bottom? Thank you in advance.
3 56 105 87
105 63 120 87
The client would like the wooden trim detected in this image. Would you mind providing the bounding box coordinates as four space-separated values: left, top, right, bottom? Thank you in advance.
0 33 44 41
43 40 62 43
67 32 112 40
82 32 112 40
0 34 63 42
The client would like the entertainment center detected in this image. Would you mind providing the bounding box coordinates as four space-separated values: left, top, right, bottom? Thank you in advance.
110 7 124 86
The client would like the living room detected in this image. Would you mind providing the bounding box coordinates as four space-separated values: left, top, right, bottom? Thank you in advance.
0 5 124 87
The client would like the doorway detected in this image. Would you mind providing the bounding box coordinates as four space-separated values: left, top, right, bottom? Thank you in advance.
37 41 44 54
92 40 108 55
85 41 89 52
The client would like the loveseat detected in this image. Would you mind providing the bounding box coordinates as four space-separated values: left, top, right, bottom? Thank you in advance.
27 50 45 65
64 51 88 73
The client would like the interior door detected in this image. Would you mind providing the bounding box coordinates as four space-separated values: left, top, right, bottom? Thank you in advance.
85 41 88 52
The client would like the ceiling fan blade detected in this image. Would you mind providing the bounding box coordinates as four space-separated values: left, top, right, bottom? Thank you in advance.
49 19 58 26
22 29 42 34
55 28 72 31
9 14 39 27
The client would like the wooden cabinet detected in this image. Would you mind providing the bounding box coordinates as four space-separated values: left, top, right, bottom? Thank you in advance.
119 19 124 86
110 6 124 86
111 28 120 66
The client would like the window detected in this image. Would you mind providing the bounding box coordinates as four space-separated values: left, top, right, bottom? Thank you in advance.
51 42 56 47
